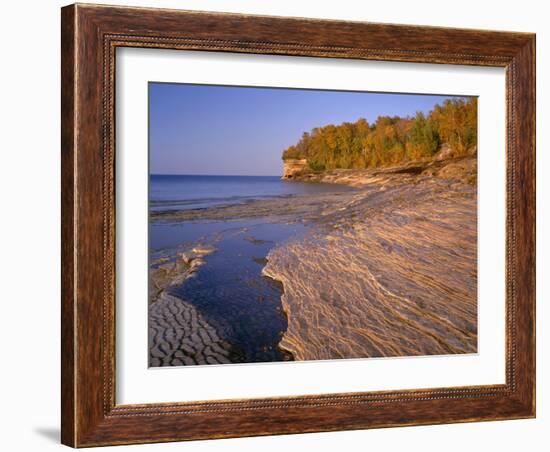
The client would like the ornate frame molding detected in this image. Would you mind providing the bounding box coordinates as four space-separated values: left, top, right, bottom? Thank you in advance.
62 4 535 447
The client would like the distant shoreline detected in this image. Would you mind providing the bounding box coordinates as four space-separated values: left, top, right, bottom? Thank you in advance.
282 155 477 187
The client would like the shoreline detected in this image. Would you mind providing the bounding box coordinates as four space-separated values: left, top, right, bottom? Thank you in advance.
149 244 244 366
282 155 477 187
149 222 301 366
149 156 478 364
264 157 477 360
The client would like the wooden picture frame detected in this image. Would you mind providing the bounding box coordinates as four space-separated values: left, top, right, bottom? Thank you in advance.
61 3 535 447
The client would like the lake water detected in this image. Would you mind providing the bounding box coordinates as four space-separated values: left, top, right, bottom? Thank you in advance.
150 174 352 212
149 175 352 365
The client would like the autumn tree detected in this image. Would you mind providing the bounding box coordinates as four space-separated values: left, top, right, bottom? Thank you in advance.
429 98 477 156
282 97 476 170
406 112 440 160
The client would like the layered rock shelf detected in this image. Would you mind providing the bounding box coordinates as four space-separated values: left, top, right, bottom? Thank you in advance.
148 245 241 366
263 168 477 360
282 158 309 179
149 155 478 364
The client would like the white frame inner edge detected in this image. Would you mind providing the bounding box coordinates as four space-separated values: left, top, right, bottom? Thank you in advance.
116 48 506 405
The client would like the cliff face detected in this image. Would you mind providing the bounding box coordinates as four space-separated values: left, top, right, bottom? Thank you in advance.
282 159 308 179
282 155 477 187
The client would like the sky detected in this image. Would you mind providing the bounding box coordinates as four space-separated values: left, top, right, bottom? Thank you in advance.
149 83 462 176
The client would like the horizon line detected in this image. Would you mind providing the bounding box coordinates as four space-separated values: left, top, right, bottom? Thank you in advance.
150 173 282 177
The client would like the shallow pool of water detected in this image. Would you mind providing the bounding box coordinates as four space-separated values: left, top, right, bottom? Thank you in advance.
152 220 306 364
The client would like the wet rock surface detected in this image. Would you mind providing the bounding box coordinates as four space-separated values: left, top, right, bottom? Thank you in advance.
148 244 242 366
149 225 299 366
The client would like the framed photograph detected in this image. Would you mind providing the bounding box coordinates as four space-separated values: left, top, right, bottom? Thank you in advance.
61 3 535 447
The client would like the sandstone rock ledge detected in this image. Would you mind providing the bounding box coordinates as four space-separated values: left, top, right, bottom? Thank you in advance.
286 156 477 187
282 158 308 179
149 245 241 366
263 173 477 360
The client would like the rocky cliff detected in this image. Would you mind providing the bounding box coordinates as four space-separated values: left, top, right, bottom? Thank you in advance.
282 159 308 179
282 155 477 187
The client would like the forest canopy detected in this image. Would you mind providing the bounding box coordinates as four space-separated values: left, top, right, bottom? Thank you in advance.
282 98 477 171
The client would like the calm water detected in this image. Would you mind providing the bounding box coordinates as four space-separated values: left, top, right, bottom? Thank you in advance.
150 174 352 212
149 175 350 364
171 222 305 363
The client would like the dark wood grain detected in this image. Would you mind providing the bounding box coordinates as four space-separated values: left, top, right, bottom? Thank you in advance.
61 3 536 447
60 5 76 447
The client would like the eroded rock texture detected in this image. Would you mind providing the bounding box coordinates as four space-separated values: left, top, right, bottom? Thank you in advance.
148 246 241 366
149 292 239 366
282 158 309 179
263 176 477 360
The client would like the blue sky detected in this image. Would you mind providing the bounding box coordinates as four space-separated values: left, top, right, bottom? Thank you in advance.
149 83 462 176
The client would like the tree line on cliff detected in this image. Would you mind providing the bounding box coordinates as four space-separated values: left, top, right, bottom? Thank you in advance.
282 98 477 171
